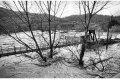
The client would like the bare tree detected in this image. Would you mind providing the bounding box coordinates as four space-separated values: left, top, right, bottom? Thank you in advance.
35 1 67 58
0 1 67 62
76 1 110 66
0 1 48 61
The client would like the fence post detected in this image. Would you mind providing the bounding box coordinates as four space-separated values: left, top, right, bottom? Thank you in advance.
1 46 3 54
14 45 16 53
26 46 28 52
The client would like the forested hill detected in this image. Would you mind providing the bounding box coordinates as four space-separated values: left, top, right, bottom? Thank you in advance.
0 7 120 34
61 15 120 32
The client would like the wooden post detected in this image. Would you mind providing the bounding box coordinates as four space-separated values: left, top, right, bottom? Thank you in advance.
1 46 3 54
20 46 21 51
26 46 28 52
14 45 16 53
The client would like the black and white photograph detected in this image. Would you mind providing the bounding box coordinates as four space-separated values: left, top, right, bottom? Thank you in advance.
0 0 120 78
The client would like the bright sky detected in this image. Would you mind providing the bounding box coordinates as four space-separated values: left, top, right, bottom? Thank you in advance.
59 1 120 17
1 1 120 18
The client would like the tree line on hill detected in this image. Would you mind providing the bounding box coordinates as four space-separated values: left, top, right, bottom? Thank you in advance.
0 7 120 35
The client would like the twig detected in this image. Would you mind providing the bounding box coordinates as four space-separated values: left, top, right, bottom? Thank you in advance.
85 57 113 68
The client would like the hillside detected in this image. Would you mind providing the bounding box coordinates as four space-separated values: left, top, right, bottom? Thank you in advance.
0 7 120 34
0 7 61 33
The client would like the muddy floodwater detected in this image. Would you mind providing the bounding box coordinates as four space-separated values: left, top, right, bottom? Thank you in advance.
0 30 120 78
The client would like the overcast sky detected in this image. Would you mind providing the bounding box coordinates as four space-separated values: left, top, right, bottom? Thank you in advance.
1 1 120 18
63 1 120 17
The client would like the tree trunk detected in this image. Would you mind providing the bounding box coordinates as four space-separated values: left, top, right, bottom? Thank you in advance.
79 43 85 67
49 45 53 58
79 32 87 67
48 1 53 58
106 25 109 50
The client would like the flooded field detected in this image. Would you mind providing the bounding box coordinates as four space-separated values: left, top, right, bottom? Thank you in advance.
0 30 120 78
0 30 119 57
